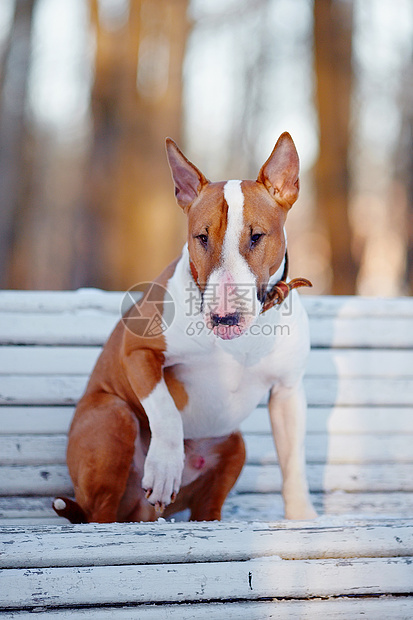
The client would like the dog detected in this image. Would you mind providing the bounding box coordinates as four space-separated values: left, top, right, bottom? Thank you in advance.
53 132 316 523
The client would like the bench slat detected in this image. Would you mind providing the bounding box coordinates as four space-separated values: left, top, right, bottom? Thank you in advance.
1 433 412 466
2 520 412 568
1 313 413 348
2 463 413 496
241 406 413 435
0 557 412 608
0 598 412 620
2 492 413 523
2 375 413 406
223 492 413 521
1 405 412 435
1 291 413 318
2 346 413 377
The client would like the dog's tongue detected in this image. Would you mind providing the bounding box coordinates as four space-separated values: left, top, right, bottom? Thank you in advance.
213 325 243 340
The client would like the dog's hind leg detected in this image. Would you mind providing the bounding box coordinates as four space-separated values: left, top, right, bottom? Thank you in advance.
164 432 246 522
66 392 138 523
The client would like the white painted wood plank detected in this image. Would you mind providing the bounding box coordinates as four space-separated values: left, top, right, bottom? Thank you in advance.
1 291 413 319
3 346 413 378
0 313 117 345
2 375 413 406
0 375 88 405
1 405 412 436
2 463 413 495
304 295 413 318
304 377 413 406
0 407 73 434
0 346 101 375
242 406 413 434
236 463 413 493
2 598 413 620
0 435 67 465
0 290 124 314
2 492 413 522
3 491 413 523
2 520 412 568
222 492 413 521
308 349 413 377
1 313 413 348
0 496 58 520
0 465 73 496
2 432 412 466
245 434 413 464
309 317 413 348
1 557 412 608
0 517 61 525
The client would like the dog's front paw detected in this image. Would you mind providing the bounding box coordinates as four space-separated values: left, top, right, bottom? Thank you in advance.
142 440 185 513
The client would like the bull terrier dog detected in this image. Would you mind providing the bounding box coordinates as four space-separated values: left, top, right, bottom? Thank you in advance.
54 132 316 523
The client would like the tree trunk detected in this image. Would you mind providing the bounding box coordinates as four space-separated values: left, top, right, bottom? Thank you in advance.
313 0 358 294
0 0 35 288
84 0 190 290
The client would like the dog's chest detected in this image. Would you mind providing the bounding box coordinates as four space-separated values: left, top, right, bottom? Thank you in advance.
160 250 309 439
168 344 273 438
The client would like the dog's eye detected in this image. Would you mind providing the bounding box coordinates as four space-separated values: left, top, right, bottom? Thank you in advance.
250 233 264 248
196 234 208 248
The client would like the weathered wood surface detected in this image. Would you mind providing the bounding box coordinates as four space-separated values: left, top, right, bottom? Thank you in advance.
2 374 413 406
1 289 413 315
1 556 412 608
3 492 413 525
1 312 413 348
2 430 413 466
2 462 413 497
0 292 412 615
1 598 413 620
1 404 412 434
3 345 413 377
2 520 413 568
1 291 413 348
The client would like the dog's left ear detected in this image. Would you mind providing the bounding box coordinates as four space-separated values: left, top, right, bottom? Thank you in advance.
166 138 209 211
257 132 299 209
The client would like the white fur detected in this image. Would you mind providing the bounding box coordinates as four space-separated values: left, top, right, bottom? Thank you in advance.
164 246 309 438
202 180 258 328
140 380 185 506
53 498 66 510
222 180 245 266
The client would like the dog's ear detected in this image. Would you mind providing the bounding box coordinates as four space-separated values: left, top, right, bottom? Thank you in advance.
257 132 299 209
166 138 209 210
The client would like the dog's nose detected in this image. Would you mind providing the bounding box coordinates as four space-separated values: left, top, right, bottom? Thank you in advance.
210 312 240 327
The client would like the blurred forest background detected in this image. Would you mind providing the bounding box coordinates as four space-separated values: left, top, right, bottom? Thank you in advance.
0 0 412 295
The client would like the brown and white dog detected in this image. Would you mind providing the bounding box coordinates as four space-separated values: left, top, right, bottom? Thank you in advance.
54 133 316 523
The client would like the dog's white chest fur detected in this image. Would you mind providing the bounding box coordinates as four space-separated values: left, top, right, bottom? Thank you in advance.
164 248 310 439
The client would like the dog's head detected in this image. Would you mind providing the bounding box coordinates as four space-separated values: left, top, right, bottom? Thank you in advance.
166 133 300 340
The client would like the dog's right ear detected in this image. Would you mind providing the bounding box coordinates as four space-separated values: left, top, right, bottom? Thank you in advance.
166 138 209 210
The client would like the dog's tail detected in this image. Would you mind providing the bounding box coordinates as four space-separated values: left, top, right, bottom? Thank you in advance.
53 497 88 524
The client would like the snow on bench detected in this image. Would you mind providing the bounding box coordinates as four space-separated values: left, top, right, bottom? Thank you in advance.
0 290 412 618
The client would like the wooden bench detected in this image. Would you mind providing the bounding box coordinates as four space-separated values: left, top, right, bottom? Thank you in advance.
0 290 412 618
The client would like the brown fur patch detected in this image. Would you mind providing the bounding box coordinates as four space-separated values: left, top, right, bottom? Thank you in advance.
186 182 228 290
164 366 189 411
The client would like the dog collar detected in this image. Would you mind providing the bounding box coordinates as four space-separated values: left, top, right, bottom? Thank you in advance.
260 251 312 313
